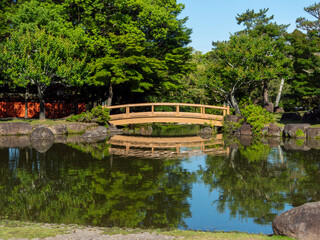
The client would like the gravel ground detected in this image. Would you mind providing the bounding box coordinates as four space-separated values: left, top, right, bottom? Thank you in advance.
15 227 181 240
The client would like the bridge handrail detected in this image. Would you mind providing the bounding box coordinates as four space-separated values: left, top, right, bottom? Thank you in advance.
104 102 230 115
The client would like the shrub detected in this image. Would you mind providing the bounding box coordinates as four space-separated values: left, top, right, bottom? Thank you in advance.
91 106 110 126
67 112 92 123
67 106 110 126
222 116 244 133
241 104 274 135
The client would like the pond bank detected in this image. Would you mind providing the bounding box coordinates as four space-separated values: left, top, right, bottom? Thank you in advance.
0 221 293 240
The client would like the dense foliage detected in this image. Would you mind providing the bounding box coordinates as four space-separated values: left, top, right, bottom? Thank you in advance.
67 105 110 126
0 1 319 118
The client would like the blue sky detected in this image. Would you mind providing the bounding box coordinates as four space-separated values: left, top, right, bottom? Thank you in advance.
178 0 315 53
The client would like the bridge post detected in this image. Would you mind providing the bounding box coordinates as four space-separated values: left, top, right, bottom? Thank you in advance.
201 107 205 118
176 105 180 116
151 104 154 116
223 104 226 116
126 106 130 116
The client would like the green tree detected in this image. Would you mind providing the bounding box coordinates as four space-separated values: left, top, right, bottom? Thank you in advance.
1 28 88 119
287 30 320 108
206 34 289 115
296 2 320 32
67 0 193 105
289 2 320 108
236 8 292 110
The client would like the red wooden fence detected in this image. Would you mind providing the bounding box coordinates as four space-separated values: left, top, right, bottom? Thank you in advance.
0 102 85 118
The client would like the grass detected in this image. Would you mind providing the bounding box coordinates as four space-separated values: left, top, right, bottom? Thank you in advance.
0 221 294 240
0 221 68 239
0 117 68 126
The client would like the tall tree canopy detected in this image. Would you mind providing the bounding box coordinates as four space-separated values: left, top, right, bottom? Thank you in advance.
289 2 320 107
206 34 290 115
1 28 88 119
0 0 193 119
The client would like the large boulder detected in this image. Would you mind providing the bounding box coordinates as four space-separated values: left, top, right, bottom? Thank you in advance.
82 126 108 139
280 112 302 122
272 201 320 240
267 123 282 137
30 127 55 140
48 124 68 135
0 122 32 135
302 108 320 124
66 123 97 134
306 128 320 139
283 124 310 138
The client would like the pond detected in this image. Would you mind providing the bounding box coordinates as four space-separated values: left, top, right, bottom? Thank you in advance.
0 132 319 235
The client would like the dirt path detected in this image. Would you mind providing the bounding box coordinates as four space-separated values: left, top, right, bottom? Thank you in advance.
32 228 180 240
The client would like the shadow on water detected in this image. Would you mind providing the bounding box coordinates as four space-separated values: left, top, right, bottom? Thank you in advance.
0 133 319 233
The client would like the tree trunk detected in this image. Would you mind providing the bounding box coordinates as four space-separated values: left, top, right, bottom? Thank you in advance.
230 94 241 115
263 80 270 105
37 84 46 120
275 78 285 107
24 87 28 119
263 80 274 113
106 83 113 106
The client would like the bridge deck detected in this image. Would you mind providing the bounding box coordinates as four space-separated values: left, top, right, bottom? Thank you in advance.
104 103 229 126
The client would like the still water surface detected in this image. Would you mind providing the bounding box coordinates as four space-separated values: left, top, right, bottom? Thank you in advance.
0 134 320 234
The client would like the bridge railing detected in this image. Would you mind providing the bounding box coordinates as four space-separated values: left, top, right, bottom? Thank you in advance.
103 103 230 125
104 102 230 115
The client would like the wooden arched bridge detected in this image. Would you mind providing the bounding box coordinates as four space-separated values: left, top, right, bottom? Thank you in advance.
104 103 230 126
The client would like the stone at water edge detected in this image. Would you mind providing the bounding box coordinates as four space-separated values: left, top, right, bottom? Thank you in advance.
0 122 32 135
267 123 282 137
48 124 68 135
283 124 310 138
306 128 320 139
30 127 55 140
82 126 108 138
272 201 320 240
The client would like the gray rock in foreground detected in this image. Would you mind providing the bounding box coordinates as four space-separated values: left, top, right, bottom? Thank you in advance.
272 201 320 240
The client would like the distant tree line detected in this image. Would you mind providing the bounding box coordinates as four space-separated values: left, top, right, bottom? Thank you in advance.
0 1 319 119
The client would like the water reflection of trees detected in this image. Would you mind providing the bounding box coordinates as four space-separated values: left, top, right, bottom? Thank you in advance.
0 144 196 228
199 139 320 225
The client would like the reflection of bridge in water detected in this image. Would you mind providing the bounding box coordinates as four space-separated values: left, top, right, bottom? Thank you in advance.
107 134 229 158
